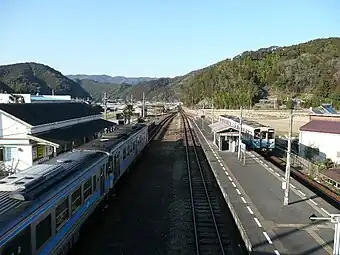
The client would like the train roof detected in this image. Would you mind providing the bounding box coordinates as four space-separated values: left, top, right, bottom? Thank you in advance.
220 115 270 129
75 123 147 153
0 150 106 238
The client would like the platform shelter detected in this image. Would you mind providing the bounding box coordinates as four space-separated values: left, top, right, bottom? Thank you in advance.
208 121 240 152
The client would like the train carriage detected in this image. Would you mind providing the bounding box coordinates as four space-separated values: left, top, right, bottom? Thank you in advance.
0 123 149 255
219 115 275 151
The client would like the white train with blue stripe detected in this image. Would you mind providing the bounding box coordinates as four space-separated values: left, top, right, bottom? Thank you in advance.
219 115 275 151
0 122 152 255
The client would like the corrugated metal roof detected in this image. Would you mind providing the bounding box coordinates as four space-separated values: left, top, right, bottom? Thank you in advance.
0 102 102 126
300 120 340 134
34 119 115 146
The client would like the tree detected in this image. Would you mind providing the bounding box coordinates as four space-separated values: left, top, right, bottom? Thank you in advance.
286 99 295 110
181 38 340 109
123 104 133 124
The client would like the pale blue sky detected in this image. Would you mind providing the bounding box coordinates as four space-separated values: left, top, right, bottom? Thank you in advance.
1 0 339 77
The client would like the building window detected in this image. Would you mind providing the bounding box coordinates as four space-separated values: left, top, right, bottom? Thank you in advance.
4 147 17 162
0 148 4 161
71 187 81 214
56 198 69 230
83 178 92 201
36 214 52 251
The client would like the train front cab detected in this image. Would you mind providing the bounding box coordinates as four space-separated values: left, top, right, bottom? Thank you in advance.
252 128 275 151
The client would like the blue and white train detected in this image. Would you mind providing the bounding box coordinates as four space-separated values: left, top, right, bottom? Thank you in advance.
0 118 163 255
219 115 275 151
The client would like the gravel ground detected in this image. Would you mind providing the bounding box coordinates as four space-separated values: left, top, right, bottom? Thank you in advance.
69 113 245 255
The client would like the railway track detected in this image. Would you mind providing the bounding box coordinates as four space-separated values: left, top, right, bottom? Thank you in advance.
182 112 227 255
70 111 244 255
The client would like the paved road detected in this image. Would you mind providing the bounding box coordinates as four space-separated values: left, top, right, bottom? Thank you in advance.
190 116 338 254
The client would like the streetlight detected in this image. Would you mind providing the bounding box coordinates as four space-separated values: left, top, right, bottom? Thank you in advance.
238 106 243 160
309 213 340 254
211 84 214 124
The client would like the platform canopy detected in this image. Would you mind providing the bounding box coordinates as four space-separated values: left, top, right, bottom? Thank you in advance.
209 121 232 133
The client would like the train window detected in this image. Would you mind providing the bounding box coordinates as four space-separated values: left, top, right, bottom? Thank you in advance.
1 226 31 255
36 214 52 251
254 129 260 139
268 132 274 139
261 132 266 139
108 156 113 174
71 187 81 214
56 197 69 230
93 175 97 192
83 178 92 201
123 148 126 159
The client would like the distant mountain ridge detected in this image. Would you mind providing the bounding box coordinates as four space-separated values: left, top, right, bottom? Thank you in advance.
0 62 91 99
67 74 157 85
2 37 339 105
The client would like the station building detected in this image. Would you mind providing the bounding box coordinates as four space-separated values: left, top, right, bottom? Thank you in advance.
208 117 240 152
0 102 115 172
299 104 340 164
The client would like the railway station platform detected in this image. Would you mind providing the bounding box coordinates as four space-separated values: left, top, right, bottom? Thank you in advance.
190 116 339 254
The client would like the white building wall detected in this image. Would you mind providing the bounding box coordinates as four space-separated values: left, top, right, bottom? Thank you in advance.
299 130 340 164
0 114 28 138
1 144 33 171
0 111 103 172
16 144 33 170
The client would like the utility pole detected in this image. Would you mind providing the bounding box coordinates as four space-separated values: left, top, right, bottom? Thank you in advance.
211 84 214 124
238 106 243 160
103 92 108 120
283 108 293 205
142 92 145 118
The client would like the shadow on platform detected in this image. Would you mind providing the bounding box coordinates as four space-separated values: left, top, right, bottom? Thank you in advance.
252 219 332 254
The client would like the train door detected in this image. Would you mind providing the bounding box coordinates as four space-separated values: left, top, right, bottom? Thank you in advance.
268 129 275 149
133 139 137 157
100 165 105 196
260 130 267 149
254 129 261 149
114 152 120 179
108 155 114 188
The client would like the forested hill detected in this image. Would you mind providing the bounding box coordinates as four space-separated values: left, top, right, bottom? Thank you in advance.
181 37 340 108
1 38 339 104
0 63 91 99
